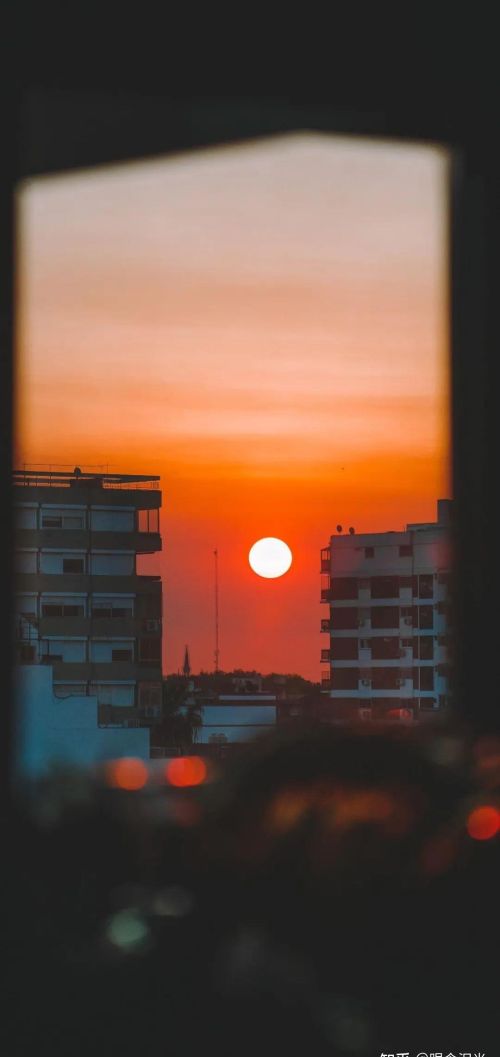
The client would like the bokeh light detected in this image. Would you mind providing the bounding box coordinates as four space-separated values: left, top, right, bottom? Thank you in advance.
165 756 207 788
105 757 149 791
466 805 500 841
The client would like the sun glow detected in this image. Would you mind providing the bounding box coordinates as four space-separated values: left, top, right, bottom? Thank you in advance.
248 537 293 579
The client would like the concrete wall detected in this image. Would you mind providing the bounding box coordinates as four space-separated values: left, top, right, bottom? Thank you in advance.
14 665 149 779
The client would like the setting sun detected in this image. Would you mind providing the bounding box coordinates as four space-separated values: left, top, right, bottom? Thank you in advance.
249 538 293 579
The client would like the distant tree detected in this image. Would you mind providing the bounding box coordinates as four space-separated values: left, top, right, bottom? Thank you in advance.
153 675 203 751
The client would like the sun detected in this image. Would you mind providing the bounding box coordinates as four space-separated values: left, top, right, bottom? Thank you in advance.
248 537 293 579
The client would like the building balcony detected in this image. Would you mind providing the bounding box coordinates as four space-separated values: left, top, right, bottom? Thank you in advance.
16 528 162 554
49 660 161 681
16 572 162 594
320 649 331 663
98 705 142 727
37 616 162 637
320 618 331 632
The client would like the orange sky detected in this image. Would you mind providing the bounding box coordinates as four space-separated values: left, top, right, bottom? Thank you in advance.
15 133 450 679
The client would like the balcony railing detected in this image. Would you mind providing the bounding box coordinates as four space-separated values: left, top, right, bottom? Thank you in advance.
14 466 160 491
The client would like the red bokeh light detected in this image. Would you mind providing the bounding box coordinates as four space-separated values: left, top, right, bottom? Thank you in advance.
165 756 207 788
105 757 149 791
466 805 500 841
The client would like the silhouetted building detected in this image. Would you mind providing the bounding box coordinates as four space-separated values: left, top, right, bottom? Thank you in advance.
13 466 163 729
320 499 451 722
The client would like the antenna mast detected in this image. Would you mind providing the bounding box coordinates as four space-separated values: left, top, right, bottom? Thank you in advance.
214 548 220 673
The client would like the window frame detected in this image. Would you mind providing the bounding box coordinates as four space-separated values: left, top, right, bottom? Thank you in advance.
3 86 498 807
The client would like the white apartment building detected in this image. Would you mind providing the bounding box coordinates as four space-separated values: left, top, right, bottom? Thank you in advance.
320 499 452 722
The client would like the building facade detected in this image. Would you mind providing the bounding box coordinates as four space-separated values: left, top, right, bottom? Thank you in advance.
14 467 163 728
196 693 277 745
320 499 451 722
15 664 150 778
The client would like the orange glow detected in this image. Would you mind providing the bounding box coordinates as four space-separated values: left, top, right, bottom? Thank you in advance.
466 805 500 841
106 757 148 791
266 783 404 835
165 756 207 788
16 136 450 677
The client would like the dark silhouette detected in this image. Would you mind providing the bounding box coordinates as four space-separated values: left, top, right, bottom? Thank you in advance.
8 721 499 1055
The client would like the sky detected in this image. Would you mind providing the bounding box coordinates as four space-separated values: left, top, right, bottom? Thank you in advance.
15 132 450 680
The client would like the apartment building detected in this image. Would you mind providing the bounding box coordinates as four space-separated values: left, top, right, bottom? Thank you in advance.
14 467 162 728
320 499 452 722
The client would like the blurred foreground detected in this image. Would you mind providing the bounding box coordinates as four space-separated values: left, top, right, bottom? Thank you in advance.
7 721 500 1056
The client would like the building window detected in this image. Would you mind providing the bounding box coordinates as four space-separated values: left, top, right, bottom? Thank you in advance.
399 544 413 557
418 574 434 598
138 682 162 709
111 648 133 662
418 605 434 630
42 603 85 617
42 512 85 529
419 667 434 691
330 608 359 630
139 637 162 662
365 546 374 558
371 637 400 660
417 635 434 660
320 547 331 572
330 637 358 660
371 668 401 690
330 577 358 600
371 606 399 629
54 684 87 698
62 557 85 574
90 553 134 575
91 599 134 618
371 576 399 599
137 508 160 533
90 509 134 532
91 683 135 706
331 667 359 690
419 697 437 711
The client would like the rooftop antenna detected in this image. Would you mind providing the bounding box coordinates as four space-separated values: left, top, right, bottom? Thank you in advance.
214 549 220 673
